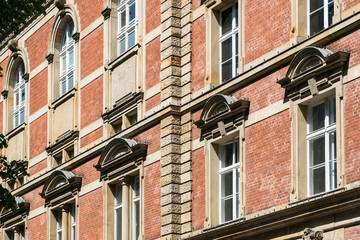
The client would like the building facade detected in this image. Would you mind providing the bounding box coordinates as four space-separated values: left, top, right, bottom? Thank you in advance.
0 0 360 239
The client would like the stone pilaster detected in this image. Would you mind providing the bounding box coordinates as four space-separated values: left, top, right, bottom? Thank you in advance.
160 0 193 237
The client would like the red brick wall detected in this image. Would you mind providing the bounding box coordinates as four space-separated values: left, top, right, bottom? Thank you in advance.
345 225 360 239
192 16 206 92
27 214 47 240
81 76 103 128
79 188 103 240
30 114 47 159
0 56 9 92
74 0 102 31
193 0 202 10
192 147 205 231
22 185 44 211
145 37 161 90
80 127 103 148
144 161 161 239
72 156 100 186
25 18 53 71
342 0 359 11
326 29 360 68
30 68 47 115
146 0 161 33
232 66 287 114
344 78 360 184
145 93 161 112
29 159 47 176
244 0 291 64
245 110 291 214
81 25 103 80
192 109 202 141
133 124 160 155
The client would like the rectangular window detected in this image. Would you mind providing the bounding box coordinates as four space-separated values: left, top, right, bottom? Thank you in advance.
14 64 26 128
114 183 122 240
53 203 76 240
308 0 334 36
5 224 25 240
220 3 238 83
56 210 62 240
118 0 137 55
307 96 336 196
219 138 239 223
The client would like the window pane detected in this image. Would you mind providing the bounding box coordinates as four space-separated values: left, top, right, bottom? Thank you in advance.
129 3 136 22
329 160 337 190
21 87 25 103
329 97 336 125
309 136 325 166
310 102 325 132
329 131 336 160
310 8 324 36
221 7 232 35
234 139 239 163
61 55 66 74
115 184 122 205
14 92 18 107
221 171 233 198
310 0 324 12
234 4 238 27
15 114 19 128
133 177 140 198
128 31 135 49
20 110 25 124
133 201 139 240
119 38 126 55
328 2 334 26
221 198 233 222
115 208 122 240
61 80 66 96
121 10 126 28
310 166 325 195
221 143 233 168
68 75 74 91
69 49 74 68
222 60 232 82
221 38 232 62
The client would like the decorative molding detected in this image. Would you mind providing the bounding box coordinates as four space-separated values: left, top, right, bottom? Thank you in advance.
7 39 19 52
101 7 111 20
46 53 54 64
1 90 9 99
46 130 79 155
0 197 30 228
54 0 66 10
94 138 147 180
302 228 323 240
39 170 81 207
72 32 80 43
277 46 350 101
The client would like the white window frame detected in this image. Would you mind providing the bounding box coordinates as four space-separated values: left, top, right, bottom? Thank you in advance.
219 138 240 223
13 63 25 128
307 0 334 36
307 96 337 196
56 210 62 240
114 183 123 240
59 22 75 96
219 3 238 83
117 0 138 56
70 204 76 240
5 225 25 240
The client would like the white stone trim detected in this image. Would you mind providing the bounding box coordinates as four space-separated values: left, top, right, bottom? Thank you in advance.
29 105 48 124
29 60 48 79
80 67 103 89
28 205 46 220
79 118 103 138
192 138 203 151
29 151 47 168
144 25 161 45
144 103 162 118
80 17 103 41
246 100 290 127
145 83 160 100
144 150 161 166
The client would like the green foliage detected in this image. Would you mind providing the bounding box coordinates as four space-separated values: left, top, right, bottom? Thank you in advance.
0 134 29 211
0 0 45 37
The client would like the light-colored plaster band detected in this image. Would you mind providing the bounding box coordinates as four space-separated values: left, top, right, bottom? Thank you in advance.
80 67 103 89
29 151 47 168
79 179 102 196
144 26 161 45
145 83 160 100
29 105 48 124
79 118 103 138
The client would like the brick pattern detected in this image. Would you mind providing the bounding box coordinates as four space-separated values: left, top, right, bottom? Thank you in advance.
27 214 47 240
345 225 360 240
80 127 103 149
192 16 206 92
25 18 53 71
74 0 102 31
232 66 287 114
344 79 360 184
29 159 47 176
72 156 100 186
245 110 291 214
192 147 205 231
244 0 291 64
78 188 103 240
30 68 48 115
343 0 359 11
22 185 44 211
80 25 103 80
29 114 47 159
133 124 161 155
81 76 103 128
145 93 161 111
192 109 202 141
0 56 9 92
146 0 161 33
146 37 161 90
144 161 161 239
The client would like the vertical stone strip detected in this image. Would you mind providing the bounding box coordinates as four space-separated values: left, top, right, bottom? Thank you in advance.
160 0 192 237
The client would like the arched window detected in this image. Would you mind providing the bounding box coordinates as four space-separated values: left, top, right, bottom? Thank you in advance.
13 63 26 128
59 21 75 96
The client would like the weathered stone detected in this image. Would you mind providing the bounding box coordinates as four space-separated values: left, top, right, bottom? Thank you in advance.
162 16 181 31
180 172 192 185
181 212 192 224
160 27 181 42
182 122 192 134
161 36 181 51
161 56 182 70
161 224 182 235
162 213 181 225
161 203 182 215
180 131 191 144
161 115 181 128
161 193 181 206
161 173 181 186
160 154 182 166
161 183 180 196
181 191 192 203
161 124 182 137
161 46 182 60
